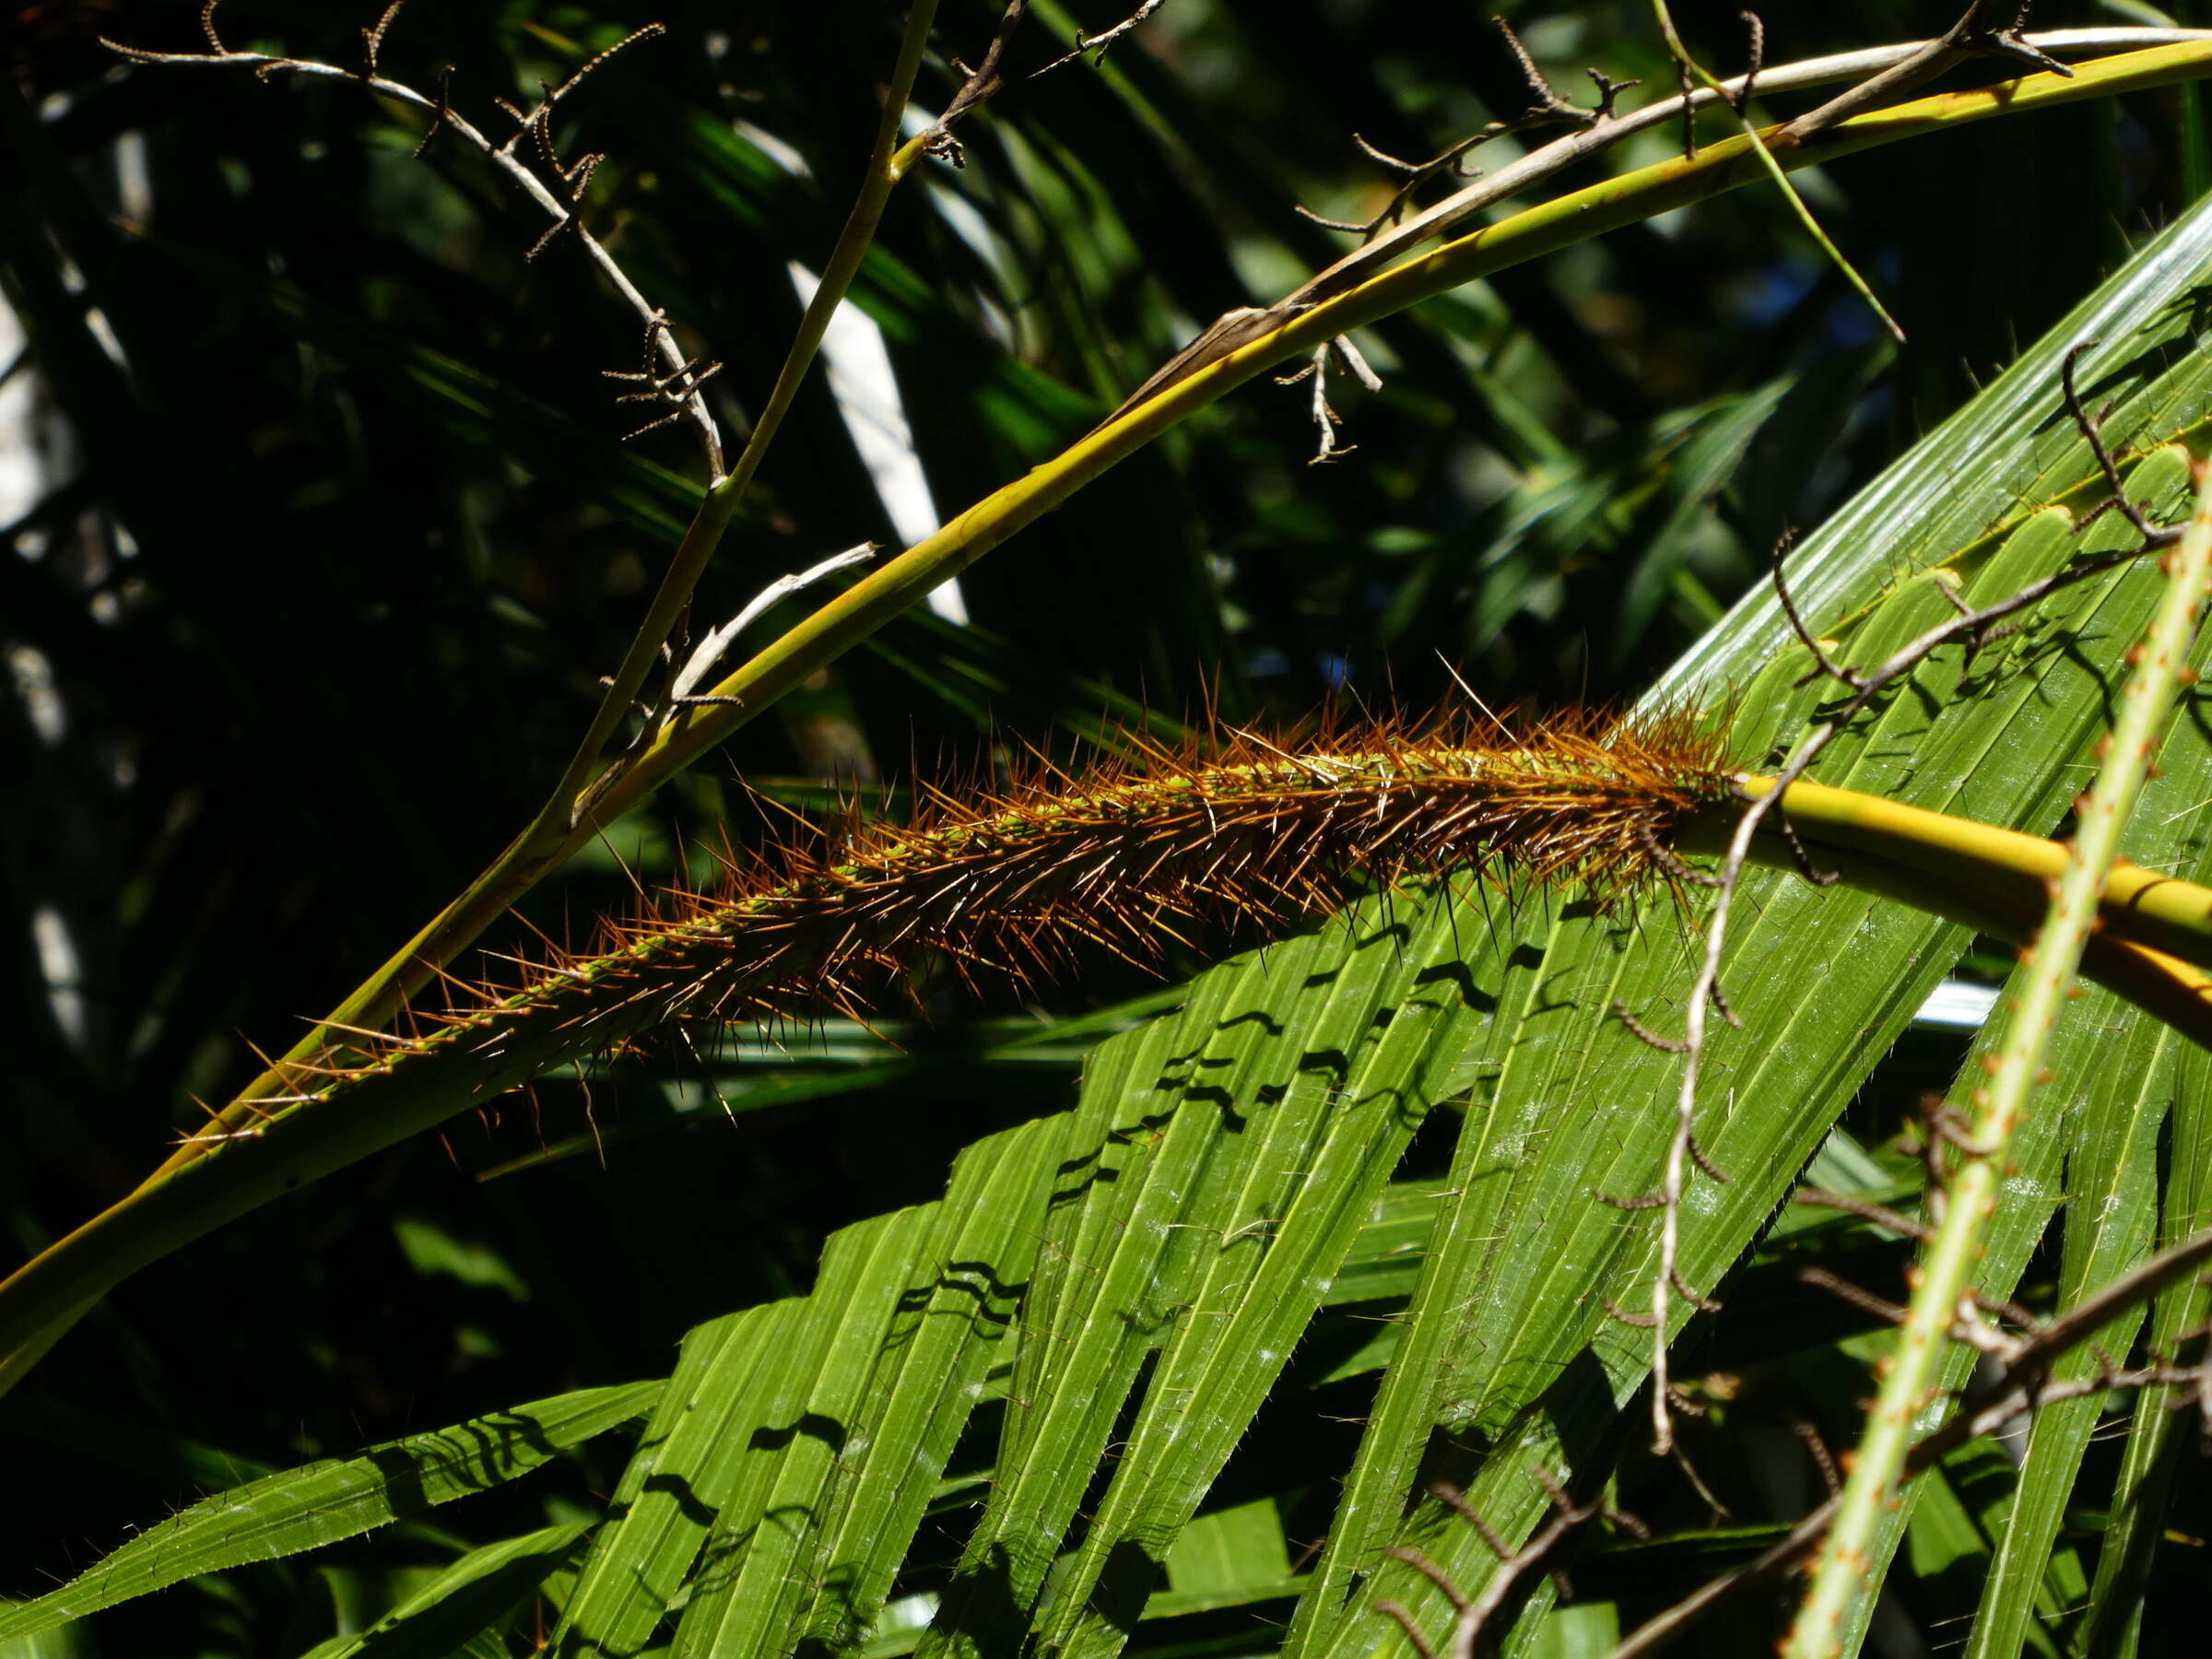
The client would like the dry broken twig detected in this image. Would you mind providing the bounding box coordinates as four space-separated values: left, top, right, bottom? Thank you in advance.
101 1 726 479
1378 1475 1646 1659
924 0 1170 166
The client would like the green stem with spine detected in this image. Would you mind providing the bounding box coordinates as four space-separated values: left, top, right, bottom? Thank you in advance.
1784 462 2212 1656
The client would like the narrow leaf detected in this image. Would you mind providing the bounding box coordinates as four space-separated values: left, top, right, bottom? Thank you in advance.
0 1383 657 1641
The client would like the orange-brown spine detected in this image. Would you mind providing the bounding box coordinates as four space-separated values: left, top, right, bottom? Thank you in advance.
238 707 1736 1135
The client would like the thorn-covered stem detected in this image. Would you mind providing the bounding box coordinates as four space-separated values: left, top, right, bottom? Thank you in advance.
1783 459 2212 1658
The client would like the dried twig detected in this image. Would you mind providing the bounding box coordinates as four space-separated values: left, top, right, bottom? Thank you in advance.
1276 336 1383 462
665 544 877 705
1770 532 1867 690
100 3 724 479
924 0 1031 165
1775 2 2068 148
602 311 724 444
1100 25 2208 425
1300 20 1627 244
1036 0 1166 75
1794 1181 2042 1330
1380 1477 1645 1659
924 0 1170 165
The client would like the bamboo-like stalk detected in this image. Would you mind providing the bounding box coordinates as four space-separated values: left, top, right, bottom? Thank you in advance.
1724 778 2212 968
1783 462 2212 1657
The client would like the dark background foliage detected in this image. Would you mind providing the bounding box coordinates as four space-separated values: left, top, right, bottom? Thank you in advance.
3 1 2207 1650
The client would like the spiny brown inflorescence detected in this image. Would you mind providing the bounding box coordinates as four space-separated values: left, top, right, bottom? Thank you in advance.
665 703 1741 1023
244 708 1737 1142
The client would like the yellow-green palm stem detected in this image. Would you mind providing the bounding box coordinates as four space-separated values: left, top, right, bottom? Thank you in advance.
1700 807 2212 1048
1731 775 2212 973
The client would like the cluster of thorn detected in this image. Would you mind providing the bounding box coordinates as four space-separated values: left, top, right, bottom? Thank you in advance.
252 709 1738 1124
582 706 1735 1025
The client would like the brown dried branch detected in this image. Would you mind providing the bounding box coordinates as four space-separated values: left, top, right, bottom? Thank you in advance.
603 311 725 443
1775 2 2067 148
1614 1001 1691 1054
1300 18 1625 245
1797 1265 1909 1326
925 0 1032 164
925 0 1170 166
1036 0 1166 74
1771 532 1866 691
1952 1229 2212 1397
1382 1477 1647 1659
360 0 404 74
1794 1175 2043 1332
1793 1185 1929 1240
100 5 723 479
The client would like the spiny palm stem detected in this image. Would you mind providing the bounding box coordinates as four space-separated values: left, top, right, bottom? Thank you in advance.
6 709 2212 1384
